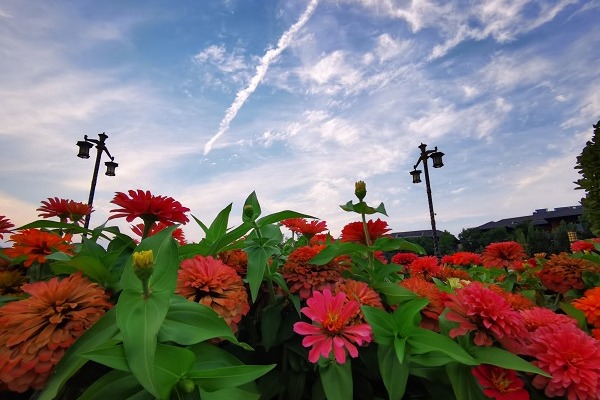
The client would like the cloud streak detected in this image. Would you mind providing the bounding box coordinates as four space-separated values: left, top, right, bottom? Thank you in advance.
203 0 319 155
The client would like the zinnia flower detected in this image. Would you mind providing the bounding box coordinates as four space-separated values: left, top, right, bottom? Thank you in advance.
472 364 529 400
293 289 372 364
0 273 112 392
131 222 187 245
340 218 391 245
400 276 446 331
281 218 328 239
528 323 600 399
537 252 600 294
283 245 347 300
333 279 383 323
487 285 534 311
37 197 92 224
436 265 472 281
109 189 190 225
218 249 248 276
572 287 600 329
407 256 441 279
176 255 249 333
445 282 527 353
0 215 15 240
519 307 577 332
482 241 526 271
446 251 483 267
0 270 28 296
571 240 596 253
3 229 74 267
391 252 419 266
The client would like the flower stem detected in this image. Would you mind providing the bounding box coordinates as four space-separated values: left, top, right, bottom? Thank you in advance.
361 210 375 270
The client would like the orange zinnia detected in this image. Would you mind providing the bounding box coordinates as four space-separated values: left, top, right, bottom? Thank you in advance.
218 249 248 276
572 287 600 329
176 255 249 333
0 270 28 296
482 241 526 271
334 278 383 324
0 273 112 393
400 276 446 331
537 253 600 294
3 229 74 267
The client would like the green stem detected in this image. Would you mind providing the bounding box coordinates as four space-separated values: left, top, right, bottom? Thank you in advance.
141 220 153 240
141 278 151 300
361 211 375 270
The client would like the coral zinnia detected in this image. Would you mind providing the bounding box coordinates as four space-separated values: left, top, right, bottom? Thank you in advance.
131 222 187 245
445 282 527 353
281 218 328 239
519 307 577 332
528 323 600 399
537 252 600 294
334 279 383 323
0 273 112 393
0 215 15 240
400 276 446 331
340 218 391 245
0 270 27 296
407 256 441 280
472 364 529 400
391 252 419 266
293 289 372 364
109 189 190 225
37 197 92 224
482 241 526 270
176 255 249 333
283 245 347 300
572 286 600 329
571 240 596 253
3 229 74 267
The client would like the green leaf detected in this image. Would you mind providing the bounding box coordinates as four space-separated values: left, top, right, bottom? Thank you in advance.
560 301 590 331
391 298 429 335
378 344 409 400
205 203 233 243
199 386 261 400
38 308 120 400
245 245 269 303
242 191 261 223
372 282 418 306
407 329 477 366
81 343 130 372
468 346 550 377
256 210 316 227
445 363 487 400
154 344 196 399
361 306 396 345
186 365 276 392
261 303 285 351
51 255 110 284
394 337 406 364
158 296 248 348
373 236 425 254
309 242 367 265
189 342 245 369
318 358 353 400
192 214 210 235
77 370 151 400
208 222 253 255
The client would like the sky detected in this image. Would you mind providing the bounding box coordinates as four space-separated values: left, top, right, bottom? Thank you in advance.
1 0 599 245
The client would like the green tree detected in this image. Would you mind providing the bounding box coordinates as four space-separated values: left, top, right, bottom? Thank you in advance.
575 120 600 235
458 227 485 252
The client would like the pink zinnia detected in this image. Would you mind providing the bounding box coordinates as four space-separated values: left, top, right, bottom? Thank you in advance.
519 307 577 332
528 323 600 399
293 289 372 364
445 282 527 353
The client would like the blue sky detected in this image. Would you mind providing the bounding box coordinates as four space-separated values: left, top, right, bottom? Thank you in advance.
1 0 599 244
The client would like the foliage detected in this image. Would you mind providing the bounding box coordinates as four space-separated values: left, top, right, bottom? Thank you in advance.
575 120 600 236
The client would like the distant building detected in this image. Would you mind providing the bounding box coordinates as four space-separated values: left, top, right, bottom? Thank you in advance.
474 206 583 232
391 229 445 239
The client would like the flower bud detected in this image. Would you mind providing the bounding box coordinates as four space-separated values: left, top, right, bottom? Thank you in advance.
243 204 254 219
355 180 367 202
178 378 196 393
133 250 154 282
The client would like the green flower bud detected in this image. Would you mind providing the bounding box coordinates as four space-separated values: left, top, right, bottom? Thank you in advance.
355 180 367 202
178 378 195 393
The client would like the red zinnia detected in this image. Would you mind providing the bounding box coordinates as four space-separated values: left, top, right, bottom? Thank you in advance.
391 252 419 266
109 189 190 225
3 229 74 267
0 273 112 393
293 289 372 364
571 240 596 253
528 323 600 399
0 215 15 240
472 364 529 400
281 218 328 238
572 287 600 329
482 241 526 271
446 251 483 267
407 256 441 280
445 282 527 353
340 218 391 245
283 245 347 299
400 276 446 331
131 222 187 245
37 197 93 224
537 252 600 294
176 255 249 333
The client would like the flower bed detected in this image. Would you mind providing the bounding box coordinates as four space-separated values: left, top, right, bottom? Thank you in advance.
1 183 600 400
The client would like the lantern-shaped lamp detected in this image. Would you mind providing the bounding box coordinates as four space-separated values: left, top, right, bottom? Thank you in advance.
410 169 422 184
76 140 94 159
105 160 118 176
431 151 445 168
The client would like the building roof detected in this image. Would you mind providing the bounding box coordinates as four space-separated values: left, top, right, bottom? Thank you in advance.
474 205 582 231
391 229 445 238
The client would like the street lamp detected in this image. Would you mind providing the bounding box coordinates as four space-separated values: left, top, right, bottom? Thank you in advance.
76 133 118 230
410 143 445 258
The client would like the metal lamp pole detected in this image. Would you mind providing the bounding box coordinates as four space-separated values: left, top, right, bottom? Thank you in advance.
76 133 118 230
410 143 445 258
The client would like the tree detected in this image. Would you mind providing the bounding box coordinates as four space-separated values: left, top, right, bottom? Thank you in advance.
575 120 600 235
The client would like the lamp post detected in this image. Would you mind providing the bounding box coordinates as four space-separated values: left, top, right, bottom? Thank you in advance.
410 143 445 258
76 133 118 230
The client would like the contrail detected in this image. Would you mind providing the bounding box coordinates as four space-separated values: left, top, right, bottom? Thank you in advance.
203 0 319 155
